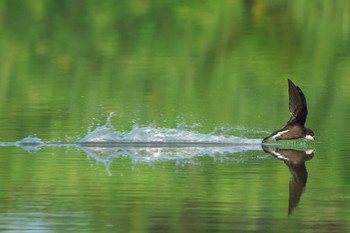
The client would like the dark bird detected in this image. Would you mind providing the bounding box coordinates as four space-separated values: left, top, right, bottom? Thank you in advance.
262 146 315 215
262 79 315 143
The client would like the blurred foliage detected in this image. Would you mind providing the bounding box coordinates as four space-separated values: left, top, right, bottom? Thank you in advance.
0 0 350 136
0 0 350 232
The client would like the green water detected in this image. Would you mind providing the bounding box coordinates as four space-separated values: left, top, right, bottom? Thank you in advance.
1 1 350 232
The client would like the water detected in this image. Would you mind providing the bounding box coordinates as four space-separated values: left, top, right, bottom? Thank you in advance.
0 114 328 232
1 1 350 232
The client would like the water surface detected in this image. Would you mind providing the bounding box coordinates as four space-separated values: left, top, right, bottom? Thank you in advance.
1 1 350 232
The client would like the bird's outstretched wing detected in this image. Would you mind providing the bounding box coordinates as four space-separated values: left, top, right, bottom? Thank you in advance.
287 79 308 126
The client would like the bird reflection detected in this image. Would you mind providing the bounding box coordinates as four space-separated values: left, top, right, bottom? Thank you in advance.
262 146 315 215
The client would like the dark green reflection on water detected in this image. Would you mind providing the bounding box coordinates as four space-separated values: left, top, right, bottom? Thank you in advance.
0 143 345 232
0 145 304 232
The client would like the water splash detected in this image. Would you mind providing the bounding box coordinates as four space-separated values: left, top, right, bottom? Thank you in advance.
0 113 268 175
15 136 44 151
78 113 262 144
69 114 265 174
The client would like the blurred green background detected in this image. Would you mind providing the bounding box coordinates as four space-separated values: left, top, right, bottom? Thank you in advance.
1 0 349 140
1 1 350 232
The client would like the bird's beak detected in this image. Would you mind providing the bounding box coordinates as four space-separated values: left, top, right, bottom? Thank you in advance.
305 135 315 140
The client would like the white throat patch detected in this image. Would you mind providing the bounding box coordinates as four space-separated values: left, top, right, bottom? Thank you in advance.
305 135 314 140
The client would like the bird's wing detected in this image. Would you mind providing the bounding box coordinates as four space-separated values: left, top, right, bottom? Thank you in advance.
287 79 308 126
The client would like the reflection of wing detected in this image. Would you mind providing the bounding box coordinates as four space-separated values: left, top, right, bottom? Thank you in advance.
262 146 314 215
288 162 308 215
288 79 308 126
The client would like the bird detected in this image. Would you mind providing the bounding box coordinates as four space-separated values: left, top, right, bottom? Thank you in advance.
262 79 315 143
262 146 315 215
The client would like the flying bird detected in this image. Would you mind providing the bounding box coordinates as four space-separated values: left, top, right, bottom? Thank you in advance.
262 79 315 143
